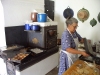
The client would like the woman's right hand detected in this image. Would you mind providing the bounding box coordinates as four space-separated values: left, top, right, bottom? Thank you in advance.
81 51 89 57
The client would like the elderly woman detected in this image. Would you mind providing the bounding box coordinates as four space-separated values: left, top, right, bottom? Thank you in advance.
58 17 89 75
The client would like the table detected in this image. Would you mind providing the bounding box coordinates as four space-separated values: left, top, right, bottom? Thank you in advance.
63 60 100 75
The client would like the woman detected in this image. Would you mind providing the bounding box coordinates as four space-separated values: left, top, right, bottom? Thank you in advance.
58 17 89 75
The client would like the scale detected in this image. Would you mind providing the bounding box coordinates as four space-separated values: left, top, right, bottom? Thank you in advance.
79 38 100 65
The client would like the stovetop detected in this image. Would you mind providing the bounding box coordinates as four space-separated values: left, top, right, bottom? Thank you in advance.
16 46 59 71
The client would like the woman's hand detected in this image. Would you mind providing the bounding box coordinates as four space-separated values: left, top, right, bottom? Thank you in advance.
81 51 89 57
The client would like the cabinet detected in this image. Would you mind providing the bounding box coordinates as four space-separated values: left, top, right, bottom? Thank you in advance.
44 0 54 21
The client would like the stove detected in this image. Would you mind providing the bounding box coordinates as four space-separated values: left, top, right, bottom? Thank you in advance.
2 22 59 75
27 25 57 49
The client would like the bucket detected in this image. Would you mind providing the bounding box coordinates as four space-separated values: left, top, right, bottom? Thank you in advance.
37 13 47 22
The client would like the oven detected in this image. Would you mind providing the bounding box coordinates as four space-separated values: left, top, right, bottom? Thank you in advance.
27 25 57 49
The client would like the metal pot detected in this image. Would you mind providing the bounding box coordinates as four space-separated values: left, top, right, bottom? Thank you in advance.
31 25 40 31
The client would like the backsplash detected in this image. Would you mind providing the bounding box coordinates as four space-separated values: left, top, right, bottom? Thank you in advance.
5 25 28 47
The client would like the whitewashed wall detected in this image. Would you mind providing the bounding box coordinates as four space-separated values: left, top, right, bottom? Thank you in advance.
54 0 100 44
2 0 44 27
0 0 6 47
0 1 7 75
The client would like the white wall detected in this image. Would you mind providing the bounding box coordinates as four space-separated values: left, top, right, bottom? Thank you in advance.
0 0 6 47
54 0 100 44
0 1 7 75
1 0 100 44
2 0 44 27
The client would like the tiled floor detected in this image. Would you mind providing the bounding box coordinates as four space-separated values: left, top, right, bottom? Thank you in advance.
46 67 58 75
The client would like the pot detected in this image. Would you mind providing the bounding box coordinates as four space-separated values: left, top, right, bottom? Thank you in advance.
37 13 47 22
31 25 40 31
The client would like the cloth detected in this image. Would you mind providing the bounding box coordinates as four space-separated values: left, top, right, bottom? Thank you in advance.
58 29 82 75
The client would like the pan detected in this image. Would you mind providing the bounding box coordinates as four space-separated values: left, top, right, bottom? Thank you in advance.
63 6 74 19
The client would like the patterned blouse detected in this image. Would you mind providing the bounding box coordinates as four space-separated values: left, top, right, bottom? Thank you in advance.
61 29 82 50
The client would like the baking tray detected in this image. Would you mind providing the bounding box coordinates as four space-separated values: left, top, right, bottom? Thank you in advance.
10 52 33 63
1 47 30 61
8 48 45 64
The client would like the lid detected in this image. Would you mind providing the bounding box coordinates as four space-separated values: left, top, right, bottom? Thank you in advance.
38 13 46 14
32 9 37 13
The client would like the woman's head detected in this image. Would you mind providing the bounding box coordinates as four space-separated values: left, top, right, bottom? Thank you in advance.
66 17 78 33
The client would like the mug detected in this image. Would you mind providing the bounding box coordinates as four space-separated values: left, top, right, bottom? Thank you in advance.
25 24 30 30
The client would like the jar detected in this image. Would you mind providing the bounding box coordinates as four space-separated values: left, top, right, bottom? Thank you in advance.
31 10 38 22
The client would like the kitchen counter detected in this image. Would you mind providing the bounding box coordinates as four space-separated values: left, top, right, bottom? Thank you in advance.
63 60 100 75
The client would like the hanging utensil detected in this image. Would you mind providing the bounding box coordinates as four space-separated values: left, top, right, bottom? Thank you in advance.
63 6 74 19
77 8 89 22
90 18 97 27
97 12 100 23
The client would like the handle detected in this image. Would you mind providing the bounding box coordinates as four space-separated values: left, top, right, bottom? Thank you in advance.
67 6 70 8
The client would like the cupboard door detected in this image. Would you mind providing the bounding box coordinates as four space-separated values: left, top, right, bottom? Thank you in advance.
44 0 54 21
